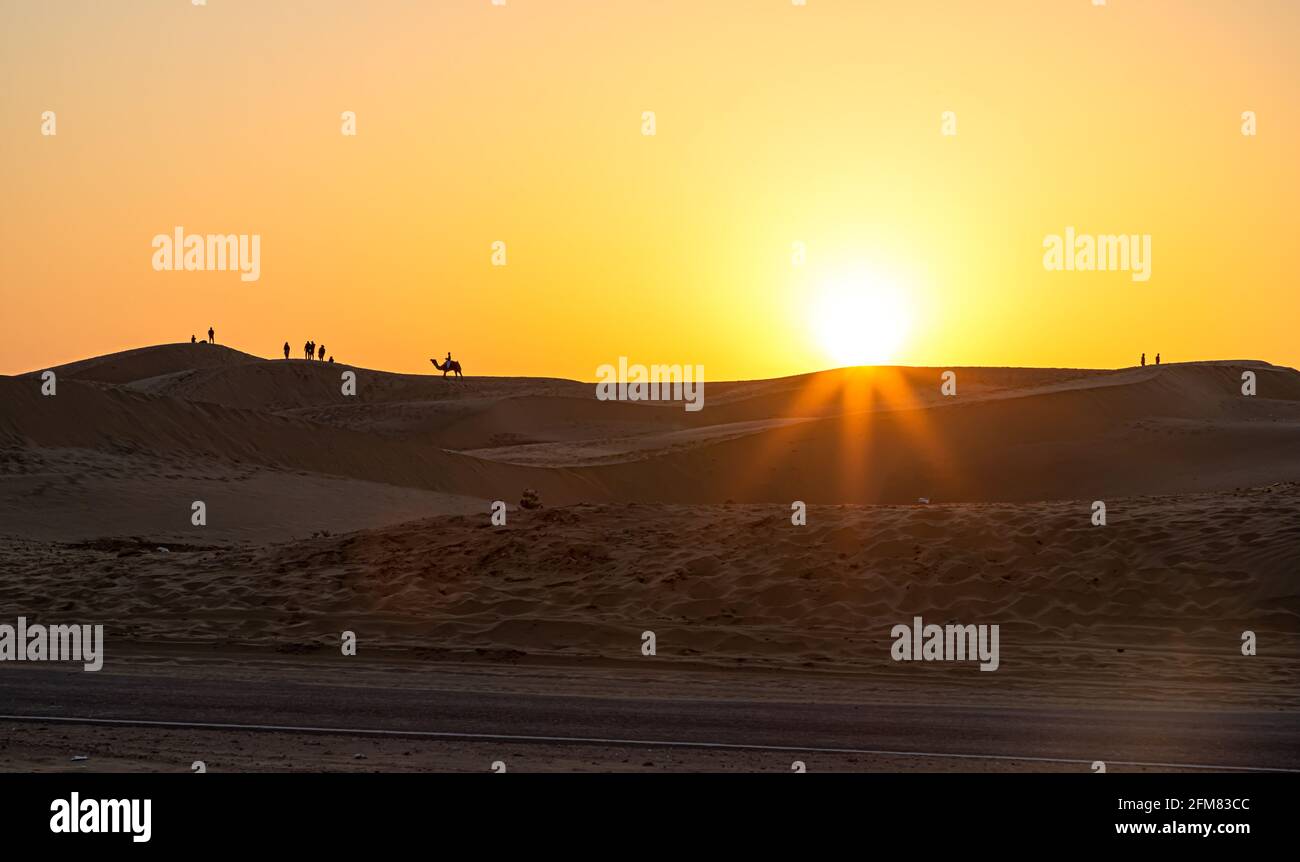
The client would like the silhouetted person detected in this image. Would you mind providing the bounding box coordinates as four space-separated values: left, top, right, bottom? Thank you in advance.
191 334 196 344
328 356 334 364
1155 353 1161 366
208 326 214 343
431 354 463 377
1140 352 1145 367
318 344 326 361
304 341 311 360
283 341 290 360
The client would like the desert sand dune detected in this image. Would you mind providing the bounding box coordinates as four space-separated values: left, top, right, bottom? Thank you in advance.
287 394 694 448
6 347 1300 508
565 361 1300 502
0 449 486 543
4 485 1296 708
134 361 589 413
693 365 1108 422
39 342 262 385
33 342 589 420
3 344 1299 767
27 346 1116 440
462 417 815 466
0 375 616 531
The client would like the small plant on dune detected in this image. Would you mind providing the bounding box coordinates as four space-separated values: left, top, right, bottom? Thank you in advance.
519 488 542 510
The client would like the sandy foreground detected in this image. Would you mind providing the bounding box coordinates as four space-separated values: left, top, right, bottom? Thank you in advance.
3 492 1298 699
1 345 1298 771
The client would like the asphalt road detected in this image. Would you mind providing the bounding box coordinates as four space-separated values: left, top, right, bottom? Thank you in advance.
1 666 1296 771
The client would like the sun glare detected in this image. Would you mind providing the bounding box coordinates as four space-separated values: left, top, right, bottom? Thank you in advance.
810 271 913 367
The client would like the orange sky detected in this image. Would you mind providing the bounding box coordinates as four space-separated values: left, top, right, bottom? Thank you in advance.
2 0 1297 379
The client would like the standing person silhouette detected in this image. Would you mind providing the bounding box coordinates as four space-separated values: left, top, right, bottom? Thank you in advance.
208 326 214 343
191 334 196 344
318 344 326 361
1140 352 1145 367
283 341 290 360
1155 353 1161 366
304 340 311 360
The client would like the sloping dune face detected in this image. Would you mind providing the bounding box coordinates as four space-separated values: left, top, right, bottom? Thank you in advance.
6 345 1300 510
5 488 1296 705
41 342 263 385
0 375 601 502
3 346 1299 703
573 361 1300 503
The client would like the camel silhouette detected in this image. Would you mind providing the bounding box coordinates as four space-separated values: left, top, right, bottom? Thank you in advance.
430 357 463 378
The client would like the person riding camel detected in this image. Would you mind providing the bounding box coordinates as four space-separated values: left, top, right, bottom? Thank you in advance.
430 352 463 378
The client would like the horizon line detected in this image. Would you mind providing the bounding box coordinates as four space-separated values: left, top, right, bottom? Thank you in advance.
6 340 1293 384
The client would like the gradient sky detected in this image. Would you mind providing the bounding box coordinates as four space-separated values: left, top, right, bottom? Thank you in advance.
2 0 1297 379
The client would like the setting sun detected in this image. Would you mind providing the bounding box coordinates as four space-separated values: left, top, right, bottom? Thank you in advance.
810 270 914 367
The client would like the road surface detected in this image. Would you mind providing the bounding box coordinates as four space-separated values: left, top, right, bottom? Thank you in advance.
1 665 1296 771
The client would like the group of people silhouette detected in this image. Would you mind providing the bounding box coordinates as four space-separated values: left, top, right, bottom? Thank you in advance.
1140 352 1161 367
286 340 332 363
187 329 464 374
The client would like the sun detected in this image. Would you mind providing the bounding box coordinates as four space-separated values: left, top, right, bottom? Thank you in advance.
810 270 913 366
